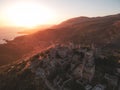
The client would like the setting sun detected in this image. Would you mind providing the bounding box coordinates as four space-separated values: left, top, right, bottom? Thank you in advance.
4 1 55 28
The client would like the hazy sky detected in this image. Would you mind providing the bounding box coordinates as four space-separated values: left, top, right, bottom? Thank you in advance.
0 0 120 26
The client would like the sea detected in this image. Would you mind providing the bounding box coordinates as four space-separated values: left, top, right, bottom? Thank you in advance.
0 28 25 44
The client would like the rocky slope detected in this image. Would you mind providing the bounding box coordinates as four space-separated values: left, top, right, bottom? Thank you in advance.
0 44 119 90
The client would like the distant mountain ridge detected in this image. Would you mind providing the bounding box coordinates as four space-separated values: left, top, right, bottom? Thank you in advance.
0 13 120 66
34 13 120 47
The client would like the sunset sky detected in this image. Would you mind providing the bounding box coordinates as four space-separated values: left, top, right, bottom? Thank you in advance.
0 0 120 27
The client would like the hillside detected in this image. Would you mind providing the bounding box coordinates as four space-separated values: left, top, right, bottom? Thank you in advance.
0 13 120 66
34 14 120 47
0 44 119 90
0 43 120 90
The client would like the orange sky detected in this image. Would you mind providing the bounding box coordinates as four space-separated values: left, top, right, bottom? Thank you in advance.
0 0 120 28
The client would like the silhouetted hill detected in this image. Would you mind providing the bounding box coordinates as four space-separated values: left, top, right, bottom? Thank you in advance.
0 13 120 66
35 13 120 47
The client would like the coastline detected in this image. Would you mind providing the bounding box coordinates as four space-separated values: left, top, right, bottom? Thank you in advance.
0 32 27 44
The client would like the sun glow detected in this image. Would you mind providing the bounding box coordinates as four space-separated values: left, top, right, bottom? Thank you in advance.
3 1 56 28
